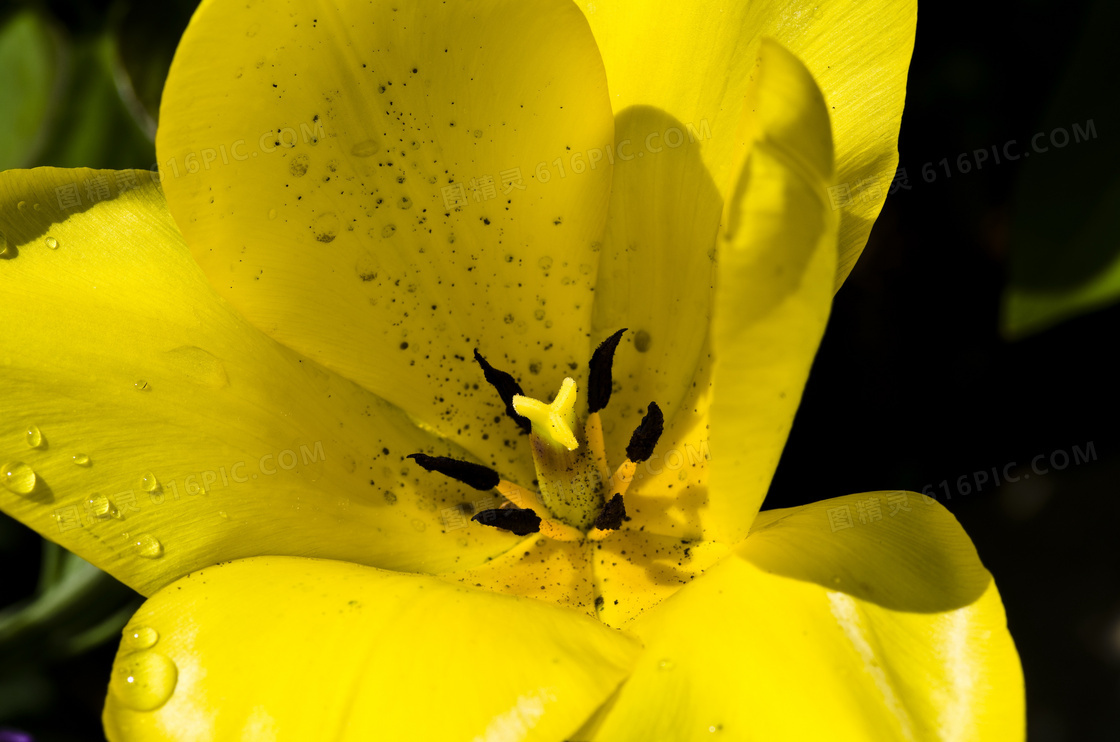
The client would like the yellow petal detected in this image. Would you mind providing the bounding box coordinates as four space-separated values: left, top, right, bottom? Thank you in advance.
579 0 916 288
156 0 615 482
588 41 837 544
0 167 520 597
578 494 1025 741
440 535 597 616
588 107 720 486
590 529 728 627
103 556 641 742
708 40 838 543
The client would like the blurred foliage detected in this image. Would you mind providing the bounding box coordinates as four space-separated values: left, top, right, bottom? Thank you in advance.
1001 0 1120 337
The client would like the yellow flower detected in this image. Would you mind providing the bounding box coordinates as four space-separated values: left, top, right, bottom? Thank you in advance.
0 0 1024 740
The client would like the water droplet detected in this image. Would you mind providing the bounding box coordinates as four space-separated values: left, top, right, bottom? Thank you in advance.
657 658 675 671
25 424 44 448
288 154 310 177
381 224 396 238
33 203 41 211
397 196 413 210
16 200 26 211
134 380 151 391
87 493 113 517
2 462 37 495
634 329 652 353
140 472 161 493
312 212 340 243
0 230 9 257
123 625 159 650
537 256 553 271
73 453 91 466
472 129 483 138
409 140 421 151
218 510 230 520
45 236 59 250
410 518 427 532
351 139 379 157
355 251 380 282
133 534 164 558
267 208 277 220
110 651 178 711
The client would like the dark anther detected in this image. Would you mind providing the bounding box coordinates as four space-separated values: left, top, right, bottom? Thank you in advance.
471 507 542 536
587 328 627 414
473 349 532 434
407 453 500 491
626 402 664 463
593 493 627 531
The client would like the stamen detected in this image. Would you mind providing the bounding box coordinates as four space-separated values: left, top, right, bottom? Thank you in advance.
593 493 627 531
587 328 627 413
497 481 584 541
496 480 541 510
608 403 665 497
471 507 542 536
626 402 664 463
583 412 612 487
406 453 500 490
473 349 532 434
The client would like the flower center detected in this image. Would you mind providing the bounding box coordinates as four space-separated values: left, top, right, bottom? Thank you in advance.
408 329 664 540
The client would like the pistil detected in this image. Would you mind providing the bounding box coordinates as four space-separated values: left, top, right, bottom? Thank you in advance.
513 378 605 530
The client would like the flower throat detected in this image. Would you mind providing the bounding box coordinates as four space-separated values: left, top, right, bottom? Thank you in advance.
409 329 663 539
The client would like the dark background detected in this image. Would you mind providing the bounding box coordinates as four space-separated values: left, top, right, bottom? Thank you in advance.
2 0 1117 739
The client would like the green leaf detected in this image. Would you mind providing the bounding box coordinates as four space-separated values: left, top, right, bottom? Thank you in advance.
33 32 155 169
0 10 61 169
0 541 140 662
113 0 200 131
1001 0 1120 338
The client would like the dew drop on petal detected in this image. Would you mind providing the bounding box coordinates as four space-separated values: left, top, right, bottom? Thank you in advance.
110 651 178 711
134 380 151 392
267 208 277 220
141 471 161 493
657 658 675 671
633 329 652 353
45 236 59 249
16 200 26 211
73 453 91 466
218 510 230 520
133 534 164 559
2 462 37 495
381 224 396 239
87 493 112 517
123 625 159 650
312 212 340 243
0 230 9 257
25 424 44 448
